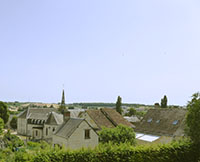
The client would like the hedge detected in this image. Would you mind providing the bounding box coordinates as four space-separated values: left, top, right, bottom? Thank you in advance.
0 140 200 162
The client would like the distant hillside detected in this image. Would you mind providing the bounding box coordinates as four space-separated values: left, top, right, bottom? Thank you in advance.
72 102 154 108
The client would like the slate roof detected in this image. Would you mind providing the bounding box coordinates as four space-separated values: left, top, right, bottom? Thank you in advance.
85 108 134 129
46 112 63 125
18 108 57 119
135 108 187 136
19 108 63 126
55 118 84 139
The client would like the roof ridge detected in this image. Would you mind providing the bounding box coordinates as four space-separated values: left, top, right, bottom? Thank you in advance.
100 108 117 127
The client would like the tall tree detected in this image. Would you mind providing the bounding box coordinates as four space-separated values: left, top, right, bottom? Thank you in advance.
116 96 122 114
185 93 200 144
58 90 67 114
0 101 9 124
161 95 168 108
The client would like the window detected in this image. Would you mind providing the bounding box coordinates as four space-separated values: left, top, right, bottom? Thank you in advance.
172 120 178 125
147 118 152 123
36 130 38 136
53 127 55 132
85 129 90 139
46 128 48 136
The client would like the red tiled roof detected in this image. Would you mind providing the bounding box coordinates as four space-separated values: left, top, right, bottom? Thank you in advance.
86 109 115 129
86 108 134 129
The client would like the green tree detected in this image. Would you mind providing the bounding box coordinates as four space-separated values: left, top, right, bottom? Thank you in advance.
127 107 136 116
0 101 9 124
10 116 17 130
116 96 122 114
0 118 4 135
154 102 160 108
161 95 168 108
185 93 200 144
99 124 136 145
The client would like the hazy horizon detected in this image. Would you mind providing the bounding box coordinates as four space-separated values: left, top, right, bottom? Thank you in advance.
1 0 200 106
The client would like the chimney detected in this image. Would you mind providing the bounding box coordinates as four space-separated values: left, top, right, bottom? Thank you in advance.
63 110 70 121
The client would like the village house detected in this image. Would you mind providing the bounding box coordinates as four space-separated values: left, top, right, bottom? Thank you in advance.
135 108 187 144
17 108 63 140
52 117 98 149
79 108 134 131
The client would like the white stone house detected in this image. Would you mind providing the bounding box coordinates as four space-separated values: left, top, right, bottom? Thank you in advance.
17 108 63 140
53 118 99 150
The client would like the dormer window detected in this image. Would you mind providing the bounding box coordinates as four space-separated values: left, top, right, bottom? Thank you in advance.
172 120 178 125
147 118 152 123
156 120 160 123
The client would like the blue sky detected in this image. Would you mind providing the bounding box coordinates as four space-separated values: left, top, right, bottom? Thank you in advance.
0 0 200 105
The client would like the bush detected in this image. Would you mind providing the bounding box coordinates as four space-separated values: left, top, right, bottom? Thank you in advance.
0 139 199 162
3 130 24 150
31 139 200 162
99 125 136 145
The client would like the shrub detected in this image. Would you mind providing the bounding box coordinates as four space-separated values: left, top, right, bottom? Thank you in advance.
99 124 136 145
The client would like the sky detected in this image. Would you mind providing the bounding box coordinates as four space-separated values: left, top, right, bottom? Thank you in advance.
1 0 200 105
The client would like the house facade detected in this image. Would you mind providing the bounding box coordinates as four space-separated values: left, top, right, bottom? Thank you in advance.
53 118 98 149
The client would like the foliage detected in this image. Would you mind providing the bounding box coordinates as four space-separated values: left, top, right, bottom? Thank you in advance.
0 101 9 124
99 124 136 145
0 139 198 162
73 102 149 108
185 92 200 144
3 130 24 150
116 96 122 114
136 111 147 118
161 95 168 108
10 116 17 130
127 108 136 116
0 118 4 135
154 102 160 108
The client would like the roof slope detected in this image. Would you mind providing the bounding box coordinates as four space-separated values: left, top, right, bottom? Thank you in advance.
86 108 134 129
86 109 114 128
135 108 187 136
55 118 83 139
46 112 63 125
18 108 56 119
101 108 134 128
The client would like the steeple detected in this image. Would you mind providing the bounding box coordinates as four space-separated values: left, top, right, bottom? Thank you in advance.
59 89 67 114
61 89 65 107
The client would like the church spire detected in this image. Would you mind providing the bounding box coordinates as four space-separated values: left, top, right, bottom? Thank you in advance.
59 89 67 114
61 89 65 107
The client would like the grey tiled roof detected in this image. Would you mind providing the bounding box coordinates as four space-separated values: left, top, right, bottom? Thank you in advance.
18 108 57 119
46 112 63 125
55 118 84 139
135 108 187 136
